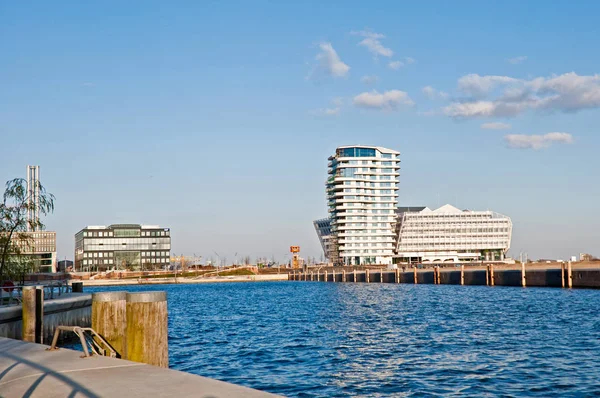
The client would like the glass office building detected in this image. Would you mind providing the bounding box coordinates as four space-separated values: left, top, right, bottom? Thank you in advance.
74 224 171 272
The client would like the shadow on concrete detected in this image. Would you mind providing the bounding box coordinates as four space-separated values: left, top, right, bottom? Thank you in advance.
0 339 100 398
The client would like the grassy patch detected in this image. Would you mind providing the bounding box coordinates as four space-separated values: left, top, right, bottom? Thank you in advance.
216 269 255 276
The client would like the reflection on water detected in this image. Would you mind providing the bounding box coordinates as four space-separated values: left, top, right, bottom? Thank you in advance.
88 282 600 397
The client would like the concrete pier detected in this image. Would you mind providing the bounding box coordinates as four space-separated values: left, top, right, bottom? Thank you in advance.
0 337 278 397
295 266 600 289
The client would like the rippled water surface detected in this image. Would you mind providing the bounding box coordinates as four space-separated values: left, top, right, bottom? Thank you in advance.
88 282 600 397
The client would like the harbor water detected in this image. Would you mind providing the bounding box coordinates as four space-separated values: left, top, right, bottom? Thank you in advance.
87 281 600 397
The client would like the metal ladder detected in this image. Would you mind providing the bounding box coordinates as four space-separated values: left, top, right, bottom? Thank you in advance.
47 326 119 358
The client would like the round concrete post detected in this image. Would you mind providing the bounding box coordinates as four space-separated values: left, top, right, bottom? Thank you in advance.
365 269 370 283
521 262 526 287
353 269 356 282
567 261 573 288
490 265 495 286
413 267 418 284
126 292 169 368
380 269 383 283
342 270 346 282
324 271 328 282
72 282 84 293
21 286 36 342
92 292 127 358
460 265 465 285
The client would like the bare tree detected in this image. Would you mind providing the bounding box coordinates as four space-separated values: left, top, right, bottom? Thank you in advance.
0 178 55 284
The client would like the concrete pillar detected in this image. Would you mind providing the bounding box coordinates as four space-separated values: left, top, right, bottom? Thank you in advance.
395 268 400 284
365 269 370 283
324 271 328 282
561 263 565 288
521 262 526 287
413 267 418 284
486 265 490 286
93 292 127 358
35 286 44 344
342 270 346 282
353 269 357 283
490 265 495 286
568 261 573 288
21 286 36 342
72 282 84 293
126 292 168 368
380 269 383 283
500 252 505 261
332 269 335 282
460 265 465 285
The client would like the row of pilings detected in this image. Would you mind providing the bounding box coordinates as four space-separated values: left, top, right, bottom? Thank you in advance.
290 262 600 289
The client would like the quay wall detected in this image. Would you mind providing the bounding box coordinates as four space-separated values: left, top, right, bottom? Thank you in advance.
0 294 91 342
290 266 600 290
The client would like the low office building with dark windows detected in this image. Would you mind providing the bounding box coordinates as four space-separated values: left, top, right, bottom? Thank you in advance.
74 224 171 272
6 231 57 273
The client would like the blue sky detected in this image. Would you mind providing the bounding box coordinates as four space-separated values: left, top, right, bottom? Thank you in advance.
1 0 599 262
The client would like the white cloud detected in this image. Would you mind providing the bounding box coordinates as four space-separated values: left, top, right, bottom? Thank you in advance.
422 85 449 100
321 107 341 116
351 30 385 39
308 42 350 81
361 75 379 85
311 98 345 116
444 72 600 118
481 122 512 130
457 74 520 97
360 37 393 57
353 90 414 110
507 56 528 65
310 107 341 117
504 132 573 150
388 61 404 70
405 57 416 64
331 97 344 107
352 30 393 58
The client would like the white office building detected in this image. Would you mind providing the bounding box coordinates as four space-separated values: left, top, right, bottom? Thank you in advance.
326 145 400 265
395 204 512 263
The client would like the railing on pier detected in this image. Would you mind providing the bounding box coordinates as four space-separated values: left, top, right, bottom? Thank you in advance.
0 281 73 307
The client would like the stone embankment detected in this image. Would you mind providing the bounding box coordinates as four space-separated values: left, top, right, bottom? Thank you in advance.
0 293 91 342
76 273 287 287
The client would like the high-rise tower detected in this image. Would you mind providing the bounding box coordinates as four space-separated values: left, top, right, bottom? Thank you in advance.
326 146 400 266
27 165 40 231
